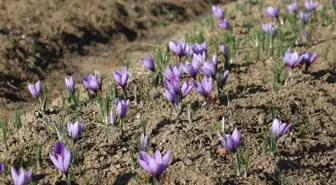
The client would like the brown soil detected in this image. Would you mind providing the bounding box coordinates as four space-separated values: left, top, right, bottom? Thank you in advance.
0 0 218 118
1 0 336 185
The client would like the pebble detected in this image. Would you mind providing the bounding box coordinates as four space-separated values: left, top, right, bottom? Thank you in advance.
185 158 193 166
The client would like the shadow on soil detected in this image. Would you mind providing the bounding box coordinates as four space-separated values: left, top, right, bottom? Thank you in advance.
112 172 137 185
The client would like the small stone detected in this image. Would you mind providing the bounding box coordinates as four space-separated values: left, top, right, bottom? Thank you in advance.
185 158 193 166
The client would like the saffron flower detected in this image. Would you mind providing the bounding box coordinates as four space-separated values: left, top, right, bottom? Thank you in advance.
163 64 183 80
262 22 277 36
218 19 230 30
220 128 241 153
65 76 75 93
193 53 206 64
82 73 100 91
300 50 318 72
220 44 227 57
11 167 33 185
141 56 155 72
305 0 319 11
220 69 230 87
163 76 180 94
113 67 129 88
67 121 84 143
116 99 130 117
28 80 42 99
50 142 71 175
200 55 217 79
300 50 318 64
212 5 225 19
299 12 311 24
184 60 200 79
138 150 171 178
181 81 193 98
140 133 148 151
193 76 213 97
162 88 179 107
271 119 292 137
265 6 279 19
185 43 193 57
283 50 301 69
168 41 187 58
287 1 298 12
191 41 207 55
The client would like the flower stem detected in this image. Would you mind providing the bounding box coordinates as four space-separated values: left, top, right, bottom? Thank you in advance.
67 173 71 185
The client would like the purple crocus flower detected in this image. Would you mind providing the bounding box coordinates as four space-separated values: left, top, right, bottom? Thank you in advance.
181 81 193 98
28 80 42 99
116 99 130 117
220 128 241 153
0 162 4 175
113 67 129 88
141 56 155 72
220 70 230 87
299 12 311 23
162 88 179 107
50 141 71 175
265 6 279 19
261 22 277 36
168 41 187 58
65 76 75 93
67 121 84 143
300 50 318 72
332 0 336 4
287 1 298 12
191 41 207 55
305 0 319 11
271 119 292 137
184 60 200 79
11 167 33 185
218 19 230 30
300 50 318 64
220 44 227 57
283 50 301 69
82 73 100 91
163 76 180 94
140 133 148 151
138 150 171 178
163 64 183 80
200 55 217 79
193 53 206 64
193 76 213 97
110 110 115 125
212 5 225 19
185 43 193 57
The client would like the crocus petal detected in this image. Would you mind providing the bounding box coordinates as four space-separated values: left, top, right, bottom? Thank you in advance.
17 170 26 185
50 154 64 173
139 159 152 174
162 151 171 168
63 150 71 174
148 158 160 177
11 167 19 185
154 150 162 164
24 168 33 185
271 119 281 135
139 151 152 163
231 128 241 146
35 80 42 94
